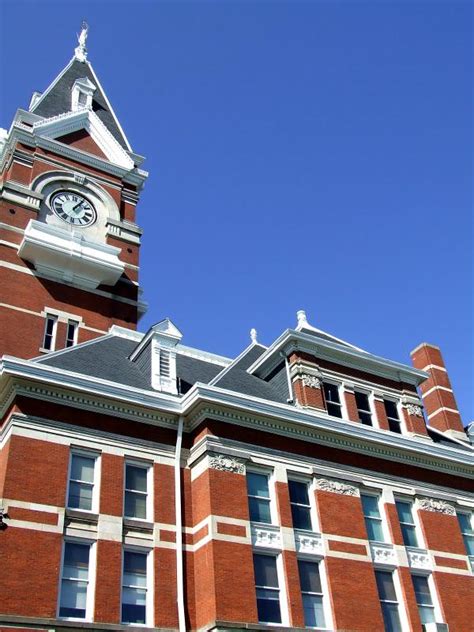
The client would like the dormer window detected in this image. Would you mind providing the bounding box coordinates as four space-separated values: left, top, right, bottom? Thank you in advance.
152 345 177 394
71 77 96 112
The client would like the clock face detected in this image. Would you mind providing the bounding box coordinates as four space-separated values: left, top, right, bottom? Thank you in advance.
50 191 97 227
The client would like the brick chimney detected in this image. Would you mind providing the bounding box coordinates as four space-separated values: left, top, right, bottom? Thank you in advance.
410 343 466 441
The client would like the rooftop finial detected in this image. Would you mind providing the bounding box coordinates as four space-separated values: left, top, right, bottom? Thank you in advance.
296 310 308 328
250 328 258 344
75 21 89 62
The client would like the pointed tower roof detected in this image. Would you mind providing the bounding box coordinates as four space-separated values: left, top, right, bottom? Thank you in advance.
29 24 131 151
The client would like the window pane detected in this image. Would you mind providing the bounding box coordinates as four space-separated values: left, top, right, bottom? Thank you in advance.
412 575 432 605
355 391 370 410
419 605 436 624
68 482 93 511
59 580 87 618
361 495 380 518
64 542 89 568
463 535 474 555
249 497 272 523
327 402 342 418
395 501 413 524
302 594 326 628
323 383 340 403
256 592 282 624
375 571 397 601
384 400 399 420
288 480 309 505
366 518 385 542
126 465 147 492
298 560 322 593
70 455 94 483
254 555 279 588
123 587 146 605
359 411 372 425
124 551 147 575
122 552 147 624
122 603 146 625
247 472 270 498
401 524 418 548
457 513 472 534
388 418 402 433
291 504 312 530
381 602 402 632
125 491 147 519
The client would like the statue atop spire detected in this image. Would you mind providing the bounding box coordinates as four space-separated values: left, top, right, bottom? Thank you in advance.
74 21 89 62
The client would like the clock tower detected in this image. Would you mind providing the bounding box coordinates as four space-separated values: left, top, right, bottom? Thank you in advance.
0 24 148 359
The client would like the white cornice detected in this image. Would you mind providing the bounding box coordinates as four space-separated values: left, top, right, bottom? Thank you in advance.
0 357 471 477
247 329 428 387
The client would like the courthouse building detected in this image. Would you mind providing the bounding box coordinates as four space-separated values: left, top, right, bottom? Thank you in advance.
0 27 472 632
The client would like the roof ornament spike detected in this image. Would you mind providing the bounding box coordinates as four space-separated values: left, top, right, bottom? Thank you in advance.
250 328 258 344
296 309 308 328
74 21 89 62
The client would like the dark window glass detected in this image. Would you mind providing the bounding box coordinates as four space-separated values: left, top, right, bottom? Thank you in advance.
361 494 385 542
289 480 312 530
298 560 326 628
384 400 401 433
395 501 419 548
59 542 90 618
412 575 435 625
457 513 474 556
247 472 272 524
122 551 147 624
355 391 372 425
66 320 79 348
375 571 402 632
323 383 342 418
124 465 148 520
254 555 281 624
43 315 57 350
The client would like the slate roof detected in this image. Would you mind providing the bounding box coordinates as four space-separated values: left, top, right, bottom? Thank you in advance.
31 58 129 150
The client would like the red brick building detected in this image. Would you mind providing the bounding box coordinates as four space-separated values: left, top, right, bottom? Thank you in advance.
0 27 472 632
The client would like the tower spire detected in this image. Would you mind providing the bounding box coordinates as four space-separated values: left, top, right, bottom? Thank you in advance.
74 21 89 62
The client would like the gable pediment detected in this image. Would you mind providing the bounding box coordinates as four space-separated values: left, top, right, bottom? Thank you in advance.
32 109 134 169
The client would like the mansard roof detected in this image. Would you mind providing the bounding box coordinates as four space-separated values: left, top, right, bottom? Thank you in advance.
30 57 130 151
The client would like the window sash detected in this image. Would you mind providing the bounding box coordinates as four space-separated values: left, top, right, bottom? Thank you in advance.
66 320 79 347
396 501 419 547
361 495 385 542
375 571 402 632
67 454 95 511
355 391 372 425
457 513 474 555
289 481 312 531
122 551 148 624
124 465 149 520
43 315 57 351
247 473 272 524
254 555 281 624
59 542 90 620
323 383 342 418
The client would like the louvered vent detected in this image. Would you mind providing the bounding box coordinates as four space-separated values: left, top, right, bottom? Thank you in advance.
159 350 171 378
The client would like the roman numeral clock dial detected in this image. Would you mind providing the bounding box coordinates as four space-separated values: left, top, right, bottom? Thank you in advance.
50 191 97 227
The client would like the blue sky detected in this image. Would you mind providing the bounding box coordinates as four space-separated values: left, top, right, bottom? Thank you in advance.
1 1 472 422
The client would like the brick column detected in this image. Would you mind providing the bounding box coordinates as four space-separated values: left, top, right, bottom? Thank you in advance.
373 394 390 431
343 384 360 422
289 354 326 411
95 540 122 623
411 343 465 439
401 400 429 437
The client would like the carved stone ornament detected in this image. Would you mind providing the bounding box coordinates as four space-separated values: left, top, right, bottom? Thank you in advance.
0 506 8 529
315 478 360 497
302 374 322 389
406 404 423 417
208 454 246 475
418 497 456 516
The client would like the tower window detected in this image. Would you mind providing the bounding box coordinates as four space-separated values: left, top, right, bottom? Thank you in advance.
355 391 372 426
66 320 79 348
323 382 342 418
42 314 58 351
383 399 402 434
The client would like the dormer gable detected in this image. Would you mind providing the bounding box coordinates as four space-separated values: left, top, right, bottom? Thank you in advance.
72 77 96 111
129 319 183 394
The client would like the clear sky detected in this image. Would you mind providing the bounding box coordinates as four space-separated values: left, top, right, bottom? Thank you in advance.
1 0 472 423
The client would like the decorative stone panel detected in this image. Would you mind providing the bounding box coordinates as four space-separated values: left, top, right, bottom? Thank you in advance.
301 374 322 389
294 530 323 556
407 546 432 570
418 497 456 516
406 404 423 417
370 542 397 567
209 454 246 475
315 478 360 497
251 524 281 550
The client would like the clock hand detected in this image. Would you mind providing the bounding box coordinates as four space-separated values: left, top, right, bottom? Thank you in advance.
73 200 85 211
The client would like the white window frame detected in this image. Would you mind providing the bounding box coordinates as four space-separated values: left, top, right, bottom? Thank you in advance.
120 546 154 627
322 380 345 419
354 388 374 426
41 313 58 352
297 555 332 630
66 448 100 514
456 510 474 570
382 397 405 435
361 491 390 544
394 497 423 549
246 467 277 525
411 572 444 627
253 552 288 627
123 460 153 522
57 538 97 622
65 319 80 348
288 476 315 532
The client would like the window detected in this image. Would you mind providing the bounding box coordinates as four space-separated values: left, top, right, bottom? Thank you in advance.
67 453 96 512
298 559 327 629
375 570 402 632
253 554 282 624
395 500 419 547
42 314 58 351
289 480 312 530
124 464 150 520
247 471 272 524
66 319 79 348
383 400 402 434
411 575 435 625
59 541 91 619
323 382 342 418
457 512 474 557
122 550 148 624
355 391 372 426
78 91 88 107
361 494 385 542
